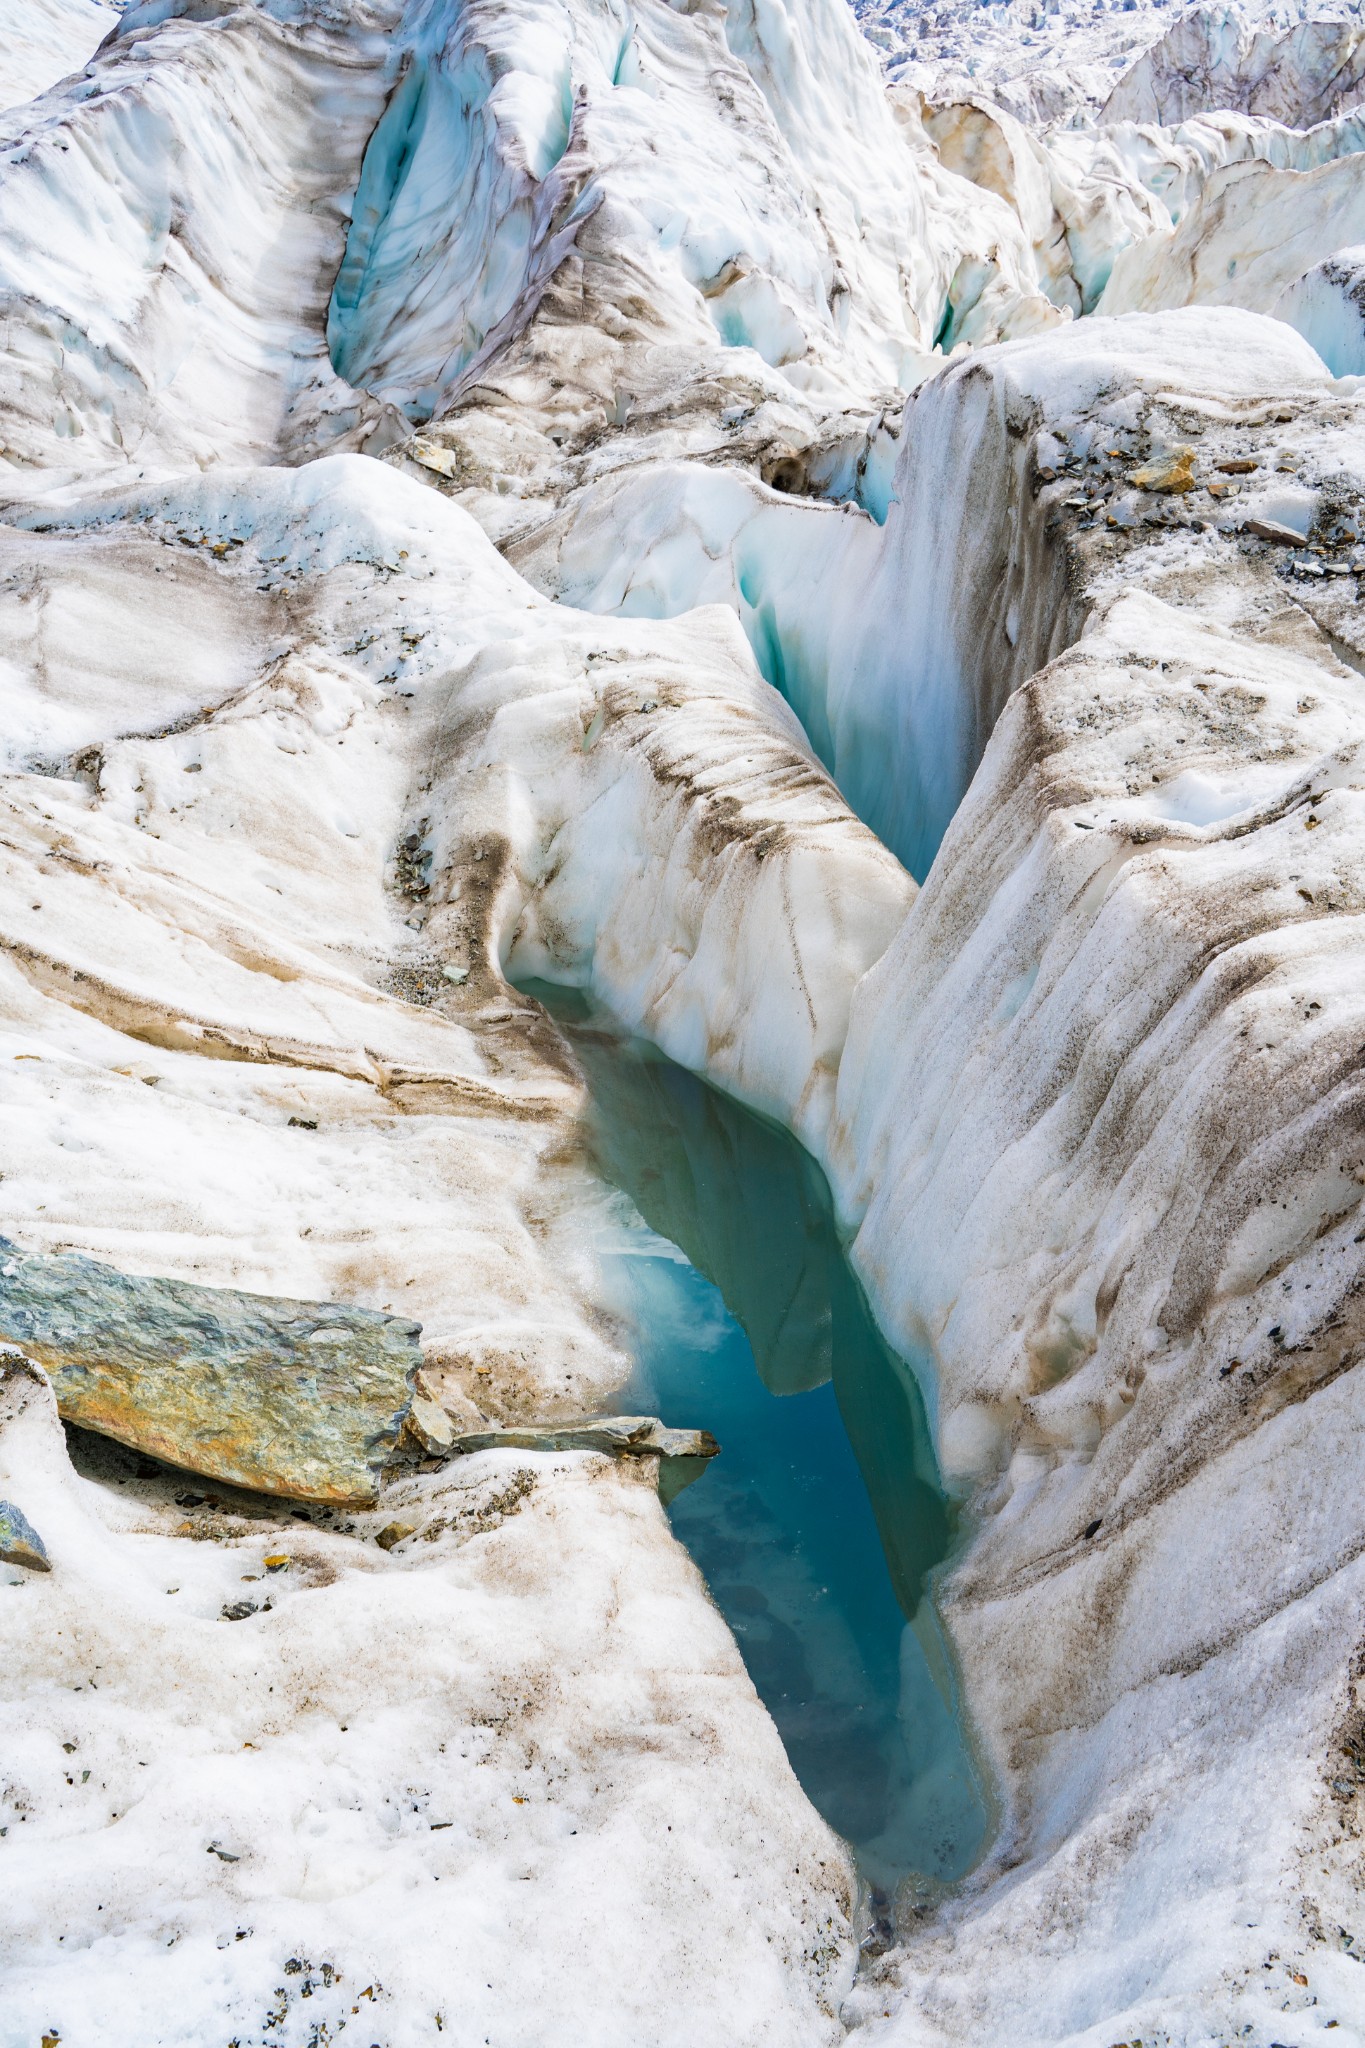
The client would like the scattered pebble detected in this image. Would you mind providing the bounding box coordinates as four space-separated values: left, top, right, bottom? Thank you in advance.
0 1499 51 1572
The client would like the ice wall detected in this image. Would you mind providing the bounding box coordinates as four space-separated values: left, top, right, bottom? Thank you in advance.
326 12 583 418
791 306 1339 878
525 312 1322 885
323 0 954 429
1276 240 1365 372
505 343 1090 882
1104 4 1365 125
1099 141 1365 315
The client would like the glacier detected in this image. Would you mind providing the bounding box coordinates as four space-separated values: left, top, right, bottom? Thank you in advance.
2 0 1365 2043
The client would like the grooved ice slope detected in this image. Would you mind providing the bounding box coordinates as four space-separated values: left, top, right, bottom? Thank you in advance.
824 309 1365 2043
0 1 402 476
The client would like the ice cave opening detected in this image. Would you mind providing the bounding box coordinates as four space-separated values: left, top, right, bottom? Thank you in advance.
529 983 991 1899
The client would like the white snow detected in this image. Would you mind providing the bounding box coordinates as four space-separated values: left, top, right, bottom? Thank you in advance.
2 1359 856 2048
0 0 117 114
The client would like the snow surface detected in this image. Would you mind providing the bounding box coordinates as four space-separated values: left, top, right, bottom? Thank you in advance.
2 0 1365 2041
0 0 117 114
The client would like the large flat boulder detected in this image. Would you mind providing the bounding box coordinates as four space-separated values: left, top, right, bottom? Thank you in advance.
0 1238 424 1503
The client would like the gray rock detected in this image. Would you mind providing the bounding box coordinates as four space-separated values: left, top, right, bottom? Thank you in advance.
448 1415 720 1463
1243 516 1308 546
403 1390 455 1455
0 1498 50 1572
0 1238 425 1505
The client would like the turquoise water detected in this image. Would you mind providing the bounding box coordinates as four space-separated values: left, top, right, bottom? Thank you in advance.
535 989 989 1901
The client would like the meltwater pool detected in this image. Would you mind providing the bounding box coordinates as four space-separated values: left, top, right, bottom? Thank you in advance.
535 989 989 1900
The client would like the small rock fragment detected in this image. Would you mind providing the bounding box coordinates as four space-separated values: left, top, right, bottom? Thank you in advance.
405 1391 455 1456
220 1599 260 1622
409 437 459 479
0 1498 51 1572
263 1554 290 1572
1131 446 1195 494
375 1521 416 1551
447 1415 718 1463
1244 516 1306 546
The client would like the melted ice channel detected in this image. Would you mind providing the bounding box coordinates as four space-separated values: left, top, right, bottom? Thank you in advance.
537 986 990 1899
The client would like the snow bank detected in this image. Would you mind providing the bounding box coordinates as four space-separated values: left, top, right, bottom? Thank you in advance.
1 1355 856 2048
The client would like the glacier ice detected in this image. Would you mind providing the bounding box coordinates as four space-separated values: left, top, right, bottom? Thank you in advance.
2 0 1365 2042
0 0 117 115
1104 4 1365 125
1277 239 1365 371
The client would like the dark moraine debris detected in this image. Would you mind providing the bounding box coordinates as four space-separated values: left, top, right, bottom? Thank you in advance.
0 1237 425 1504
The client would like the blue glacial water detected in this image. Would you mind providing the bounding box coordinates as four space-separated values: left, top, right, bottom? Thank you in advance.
533 989 989 1902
